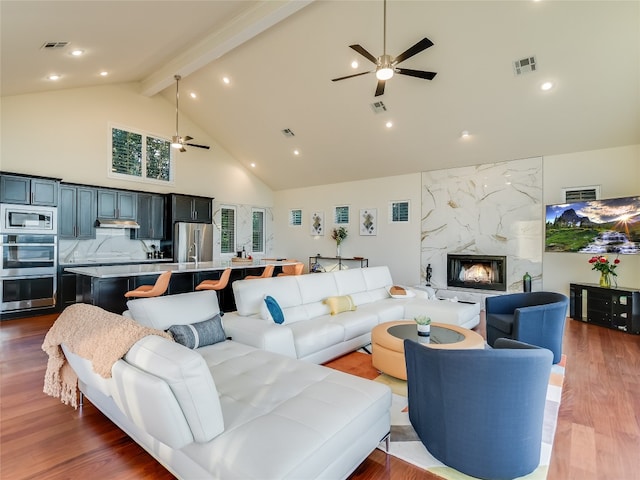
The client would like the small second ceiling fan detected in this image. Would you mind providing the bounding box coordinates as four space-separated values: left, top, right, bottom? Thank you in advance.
171 75 210 152
331 0 437 97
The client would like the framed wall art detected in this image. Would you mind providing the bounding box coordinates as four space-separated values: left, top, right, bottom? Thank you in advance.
310 211 324 236
360 208 377 236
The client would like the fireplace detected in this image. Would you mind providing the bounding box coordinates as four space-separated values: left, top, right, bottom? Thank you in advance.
447 254 507 291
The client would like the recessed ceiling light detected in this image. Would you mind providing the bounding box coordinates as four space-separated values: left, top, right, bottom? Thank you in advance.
190 92 197 99
99 71 108 77
351 60 359 69
250 162 256 168
293 149 300 156
47 74 61 81
222 76 230 85
461 130 470 138
70 49 84 56
385 121 393 128
540 81 554 91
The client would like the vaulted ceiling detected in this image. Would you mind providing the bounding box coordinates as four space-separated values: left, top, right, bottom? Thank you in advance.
2 1 639 191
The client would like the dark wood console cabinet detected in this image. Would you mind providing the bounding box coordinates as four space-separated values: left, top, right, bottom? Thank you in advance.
570 283 639 334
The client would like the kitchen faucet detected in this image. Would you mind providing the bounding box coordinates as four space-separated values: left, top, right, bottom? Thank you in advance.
190 242 199 266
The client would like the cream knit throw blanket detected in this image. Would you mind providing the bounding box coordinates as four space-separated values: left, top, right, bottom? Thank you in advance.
42 303 172 409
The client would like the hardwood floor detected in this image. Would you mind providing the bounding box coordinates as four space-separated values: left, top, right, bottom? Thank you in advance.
1 313 639 479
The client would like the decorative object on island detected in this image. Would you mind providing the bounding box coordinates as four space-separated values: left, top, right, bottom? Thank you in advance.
414 315 431 336
523 272 532 292
331 226 348 257
588 255 620 288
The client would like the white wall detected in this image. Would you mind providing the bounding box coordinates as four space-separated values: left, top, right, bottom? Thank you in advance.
273 173 422 285
0 83 273 207
542 145 640 295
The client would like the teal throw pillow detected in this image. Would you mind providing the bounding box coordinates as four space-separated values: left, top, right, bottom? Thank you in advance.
264 295 285 324
168 314 226 349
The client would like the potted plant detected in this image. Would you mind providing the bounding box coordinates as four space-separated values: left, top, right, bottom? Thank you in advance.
331 226 348 257
414 315 432 336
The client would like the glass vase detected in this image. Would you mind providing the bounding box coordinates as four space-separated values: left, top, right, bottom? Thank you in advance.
599 272 611 288
336 243 341 257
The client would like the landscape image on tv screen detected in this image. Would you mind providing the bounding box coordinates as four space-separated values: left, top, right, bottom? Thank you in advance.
545 196 640 254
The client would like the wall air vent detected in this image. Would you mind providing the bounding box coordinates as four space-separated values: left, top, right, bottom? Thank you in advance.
41 42 70 49
281 128 295 137
370 101 387 114
513 56 537 76
563 186 600 202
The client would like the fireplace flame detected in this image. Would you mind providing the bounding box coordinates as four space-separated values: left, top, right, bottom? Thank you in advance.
460 264 492 283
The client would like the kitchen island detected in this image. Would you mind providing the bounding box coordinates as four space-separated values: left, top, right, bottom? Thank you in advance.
65 260 294 314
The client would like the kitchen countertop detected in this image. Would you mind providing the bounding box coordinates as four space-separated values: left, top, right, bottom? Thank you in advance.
64 260 295 278
60 258 174 267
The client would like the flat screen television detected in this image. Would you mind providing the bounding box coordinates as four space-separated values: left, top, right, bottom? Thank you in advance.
545 195 640 254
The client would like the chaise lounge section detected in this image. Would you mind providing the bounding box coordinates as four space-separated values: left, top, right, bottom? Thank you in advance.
50 291 391 480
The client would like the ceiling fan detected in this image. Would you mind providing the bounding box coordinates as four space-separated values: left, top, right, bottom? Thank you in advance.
331 0 437 97
171 75 210 152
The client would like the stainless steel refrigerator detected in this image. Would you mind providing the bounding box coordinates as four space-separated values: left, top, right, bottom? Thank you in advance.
174 222 213 263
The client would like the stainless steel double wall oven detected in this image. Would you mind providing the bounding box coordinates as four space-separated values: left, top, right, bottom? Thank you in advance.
0 204 58 313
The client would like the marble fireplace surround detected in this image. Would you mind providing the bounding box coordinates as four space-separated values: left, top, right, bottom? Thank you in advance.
421 157 543 305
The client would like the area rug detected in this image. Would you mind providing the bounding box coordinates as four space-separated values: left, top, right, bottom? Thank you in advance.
326 351 566 480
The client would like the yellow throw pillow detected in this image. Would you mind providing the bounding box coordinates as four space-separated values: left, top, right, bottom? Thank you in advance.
324 295 356 315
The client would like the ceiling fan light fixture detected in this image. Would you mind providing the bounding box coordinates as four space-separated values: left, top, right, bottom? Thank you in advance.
376 67 394 81
376 54 394 80
171 136 183 149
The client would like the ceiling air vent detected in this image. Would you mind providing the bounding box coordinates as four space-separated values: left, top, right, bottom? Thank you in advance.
370 101 387 114
513 56 537 76
281 128 295 137
41 41 70 49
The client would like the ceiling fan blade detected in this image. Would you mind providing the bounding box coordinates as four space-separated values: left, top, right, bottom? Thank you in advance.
375 79 386 97
393 37 434 65
396 68 437 80
331 71 373 82
349 44 378 64
185 143 211 150
183 135 193 142
179 146 187 153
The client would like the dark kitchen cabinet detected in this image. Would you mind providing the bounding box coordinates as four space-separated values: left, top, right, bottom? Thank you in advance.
97 189 136 220
59 184 96 239
134 193 165 239
170 194 212 223
0 174 58 206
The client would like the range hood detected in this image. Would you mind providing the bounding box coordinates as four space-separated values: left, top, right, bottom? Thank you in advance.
95 218 140 229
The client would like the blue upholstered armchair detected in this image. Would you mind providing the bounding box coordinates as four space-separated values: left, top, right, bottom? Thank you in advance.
485 291 569 363
404 339 553 480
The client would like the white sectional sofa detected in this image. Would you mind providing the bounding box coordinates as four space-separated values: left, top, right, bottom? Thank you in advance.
61 290 391 480
223 266 481 364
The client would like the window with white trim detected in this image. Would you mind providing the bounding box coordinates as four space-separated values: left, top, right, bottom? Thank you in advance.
252 208 265 254
220 206 236 254
290 209 302 226
390 200 410 223
110 125 174 184
334 205 350 224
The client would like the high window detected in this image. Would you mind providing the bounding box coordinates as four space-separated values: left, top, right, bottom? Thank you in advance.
334 205 350 224
289 209 302 226
110 125 174 184
390 200 410 223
